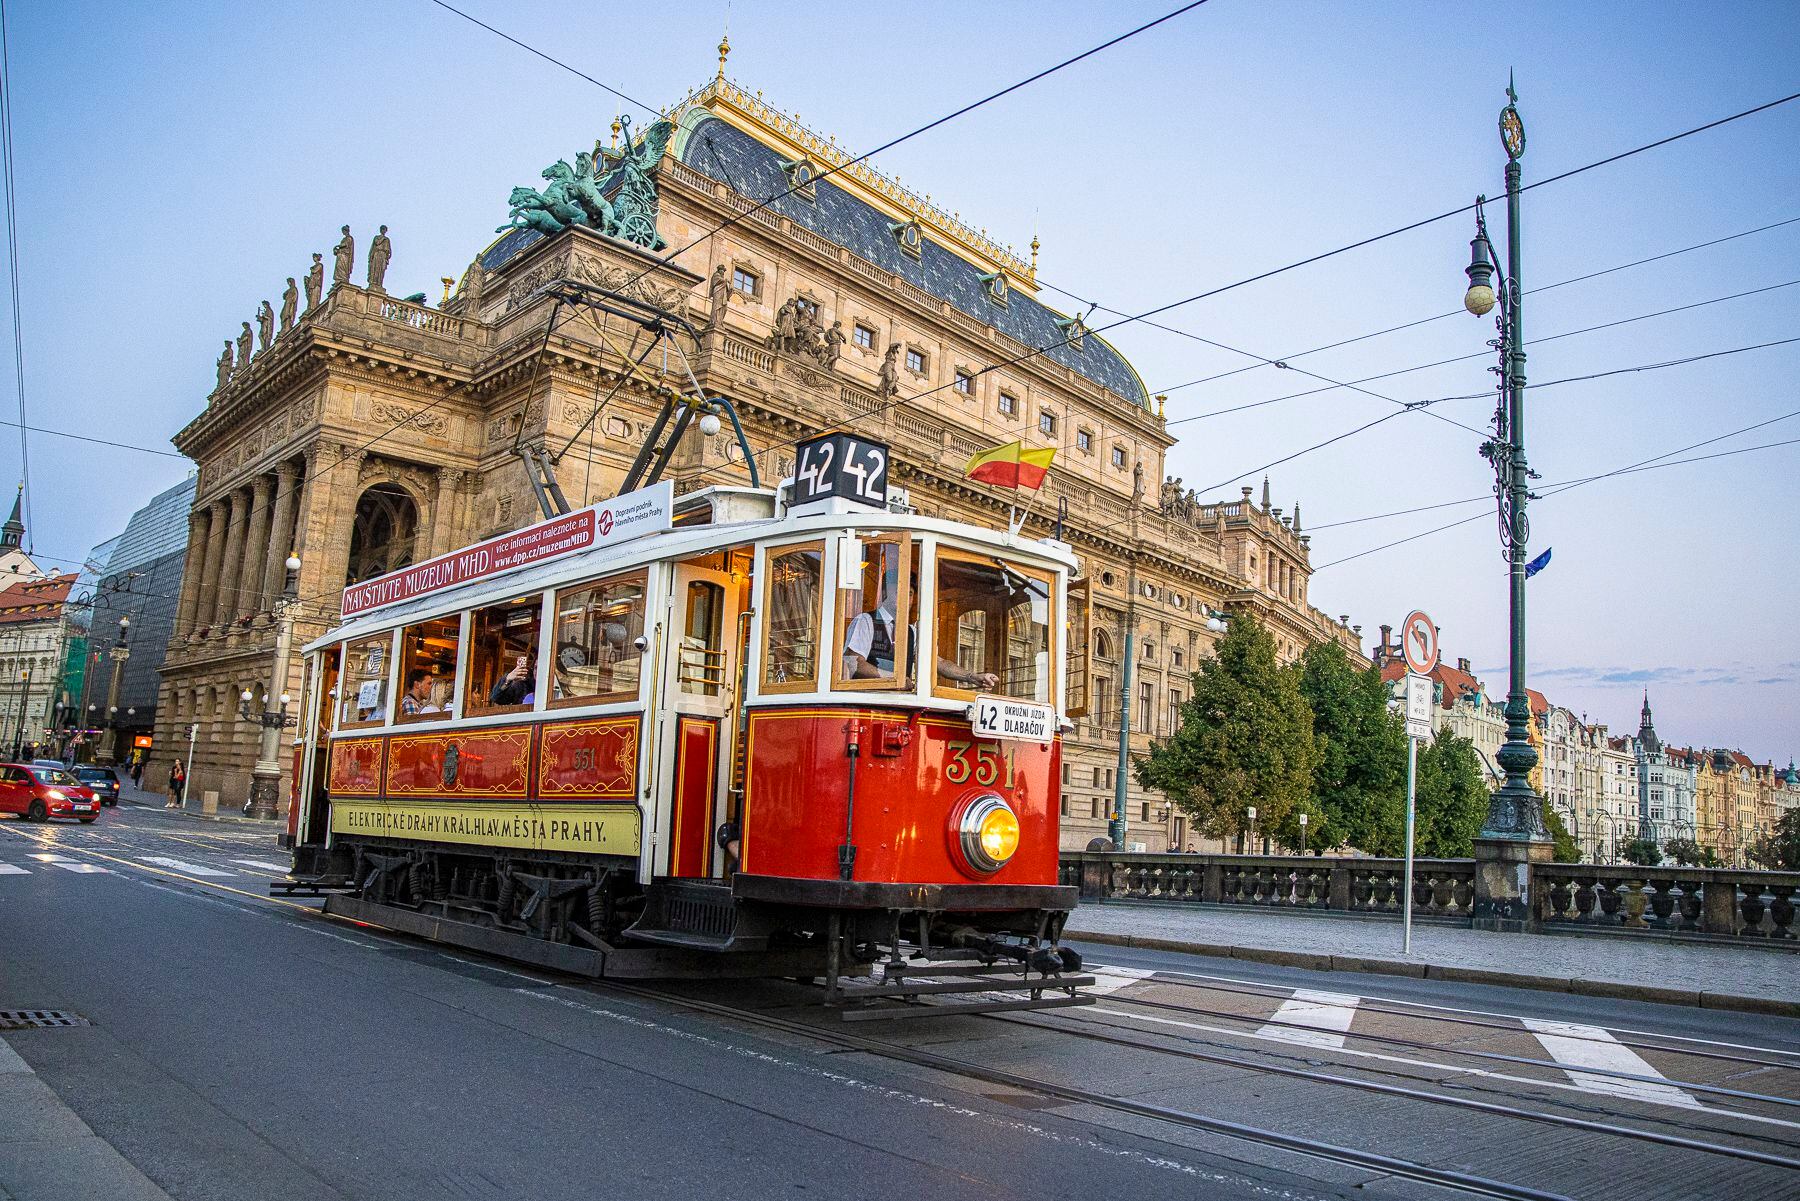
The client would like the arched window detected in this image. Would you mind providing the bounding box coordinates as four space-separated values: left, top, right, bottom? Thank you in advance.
345 484 419 585
1093 629 1113 660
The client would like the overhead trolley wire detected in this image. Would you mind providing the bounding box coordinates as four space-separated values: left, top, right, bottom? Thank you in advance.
0 0 30 549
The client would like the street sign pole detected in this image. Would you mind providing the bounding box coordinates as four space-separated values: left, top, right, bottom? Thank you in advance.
1398 610 1439 957
1404 730 1417 954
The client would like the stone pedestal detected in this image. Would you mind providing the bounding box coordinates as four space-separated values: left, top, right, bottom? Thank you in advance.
1471 836 1553 931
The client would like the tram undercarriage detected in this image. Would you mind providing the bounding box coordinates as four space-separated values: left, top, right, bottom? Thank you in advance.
289 836 1095 1016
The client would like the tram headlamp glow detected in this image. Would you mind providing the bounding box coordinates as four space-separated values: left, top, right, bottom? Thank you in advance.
956 794 1019 874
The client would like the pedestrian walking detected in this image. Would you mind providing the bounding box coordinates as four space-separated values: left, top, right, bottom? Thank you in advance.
167 760 186 809
130 757 144 788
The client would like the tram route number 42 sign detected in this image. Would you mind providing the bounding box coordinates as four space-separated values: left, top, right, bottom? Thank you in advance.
972 696 1056 743
794 432 889 509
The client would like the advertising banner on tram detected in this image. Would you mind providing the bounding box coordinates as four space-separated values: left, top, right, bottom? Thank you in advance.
341 482 673 618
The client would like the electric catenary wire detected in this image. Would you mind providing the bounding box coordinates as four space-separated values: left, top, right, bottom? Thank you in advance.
0 0 30 550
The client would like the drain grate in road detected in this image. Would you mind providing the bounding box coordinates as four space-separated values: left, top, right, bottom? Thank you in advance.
0 1010 90 1030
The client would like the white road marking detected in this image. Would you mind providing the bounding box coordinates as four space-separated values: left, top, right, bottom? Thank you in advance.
28 853 72 862
231 858 293 873
137 856 235 877
1256 988 1361 1048
1086 1006 1800 1130
1522 1018 1700 1107
51 862 110 874
1086 965 1156 996
0 863 28 875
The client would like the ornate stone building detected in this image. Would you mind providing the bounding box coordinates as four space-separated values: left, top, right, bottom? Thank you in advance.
154 66 1362 834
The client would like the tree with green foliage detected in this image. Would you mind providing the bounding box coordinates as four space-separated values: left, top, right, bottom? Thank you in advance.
1748 809 1800 870
1295 640 1405 855
1619 837 1663 866
1665 837 1720 868
1407 732 1490 857
1541 802 1582 863
1136 612 1319 846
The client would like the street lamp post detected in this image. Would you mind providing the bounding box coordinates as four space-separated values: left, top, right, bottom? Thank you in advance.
9 667 28 760
98 615 130 765
1297 811 1309 855
1461 78 1551 919
246 554 302 821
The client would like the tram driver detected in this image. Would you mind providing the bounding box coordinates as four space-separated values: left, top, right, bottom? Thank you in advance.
842 564 997 691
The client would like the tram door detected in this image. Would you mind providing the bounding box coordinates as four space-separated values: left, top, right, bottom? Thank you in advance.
655 556 741 879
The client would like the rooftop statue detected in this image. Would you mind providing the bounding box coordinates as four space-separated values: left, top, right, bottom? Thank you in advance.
498 116 673 251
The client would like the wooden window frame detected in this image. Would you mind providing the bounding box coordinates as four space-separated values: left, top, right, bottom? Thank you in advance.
394 614 463 725
905 346 928 375
337 630 398 731
760 540 826 696
730 265 760 298
462 594 545 719
997 391 1018 418
832 534 914 694
852 323 876 351
548 569 650 710
1037 410 1057 437
929 546 1058 708
952 369 974 396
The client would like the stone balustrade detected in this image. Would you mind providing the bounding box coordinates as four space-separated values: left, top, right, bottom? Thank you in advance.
1060 852 1477 922
1062 851 1799 943
1534 863 1798 939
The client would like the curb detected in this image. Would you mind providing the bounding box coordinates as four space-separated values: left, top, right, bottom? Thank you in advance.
1065 929 1800 1019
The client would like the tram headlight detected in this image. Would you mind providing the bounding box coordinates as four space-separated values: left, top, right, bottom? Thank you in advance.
955 793 1019 875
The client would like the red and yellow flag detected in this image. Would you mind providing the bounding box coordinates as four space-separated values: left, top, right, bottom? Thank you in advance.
964 440 1055 490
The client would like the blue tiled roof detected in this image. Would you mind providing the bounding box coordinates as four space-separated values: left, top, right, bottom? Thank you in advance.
678 117 1146 406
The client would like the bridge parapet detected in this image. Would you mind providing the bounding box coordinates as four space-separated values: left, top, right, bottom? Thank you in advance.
1534 862 1799 939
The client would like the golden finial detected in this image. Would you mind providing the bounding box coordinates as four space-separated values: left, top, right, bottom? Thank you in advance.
1029 234 1041 277
1155 393 1167 421
717 33 730 80
611 116 621 146
440 276 455 306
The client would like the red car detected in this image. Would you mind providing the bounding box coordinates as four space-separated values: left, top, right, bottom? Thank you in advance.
0 762 100 823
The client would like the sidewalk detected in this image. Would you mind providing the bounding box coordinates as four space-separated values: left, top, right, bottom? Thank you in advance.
1065 900 1800 1015
114 778 279 826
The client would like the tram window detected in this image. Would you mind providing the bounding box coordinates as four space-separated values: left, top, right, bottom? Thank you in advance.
550 571 646 707
395 615 460 723
465 597 542 715
932 551 1054 704
762 542 823 693
680 581 726 696
835 536 916 691
339 634 392 728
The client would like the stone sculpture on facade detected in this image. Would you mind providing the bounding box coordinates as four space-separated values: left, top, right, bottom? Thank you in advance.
237 321 254 367
497 117 673 251
769 298 797 353
1159 475 1202 523
305 254 324 310
215 340 234 391
256 301 275 353
367 225 392 292
819 320 846 368
878 342 901 397
280 278 298 333
332 225 354 288
706 264 731 329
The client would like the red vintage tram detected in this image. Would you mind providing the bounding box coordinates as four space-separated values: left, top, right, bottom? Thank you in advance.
287 434 1093 1012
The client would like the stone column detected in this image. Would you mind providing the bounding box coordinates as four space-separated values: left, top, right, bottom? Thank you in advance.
240 474 276 616
259 461 302 605
174 507 211 636
212 487 251 627
197 498 230 629
427 468 464 557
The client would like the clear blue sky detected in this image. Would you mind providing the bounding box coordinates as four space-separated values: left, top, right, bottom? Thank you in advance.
3 1 1796 762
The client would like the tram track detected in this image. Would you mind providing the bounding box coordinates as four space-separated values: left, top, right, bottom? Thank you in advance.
10 825 1797 1197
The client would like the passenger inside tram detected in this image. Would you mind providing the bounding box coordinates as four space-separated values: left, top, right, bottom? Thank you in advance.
841 544 999 691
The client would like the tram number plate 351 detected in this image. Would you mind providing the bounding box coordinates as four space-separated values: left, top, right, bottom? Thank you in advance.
971 696 1055 743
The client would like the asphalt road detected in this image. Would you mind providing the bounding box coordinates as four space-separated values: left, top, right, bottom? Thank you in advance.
3 803 1797 1201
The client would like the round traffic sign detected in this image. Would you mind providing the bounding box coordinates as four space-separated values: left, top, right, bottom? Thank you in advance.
1400 610 1439 676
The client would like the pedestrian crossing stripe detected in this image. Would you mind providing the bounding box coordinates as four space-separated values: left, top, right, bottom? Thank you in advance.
1521 1017 1699 1108
230 858 293 873
0 863 27 875
1256 988 1361 1048
137 856 235 878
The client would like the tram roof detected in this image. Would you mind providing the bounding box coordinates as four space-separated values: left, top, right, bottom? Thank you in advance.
305 495 1077 653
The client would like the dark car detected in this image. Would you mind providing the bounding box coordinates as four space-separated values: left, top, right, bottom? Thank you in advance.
75 766 122 805
0 763 100 822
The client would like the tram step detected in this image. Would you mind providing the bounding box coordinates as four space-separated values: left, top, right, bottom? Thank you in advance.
625 878 772 953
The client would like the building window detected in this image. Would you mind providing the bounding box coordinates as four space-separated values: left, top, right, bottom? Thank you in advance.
1038 410 1057 436
1142 640 1156 662
1060 798 1070 817
998 391 1018 417
981 271 1009 306
905 347 927 374
1137 681 1153 733
1076 428 1092 453
953 369 974 396
1111 446 1127 469
892 219 923 259
1091 767 1102 788
1168 690 1182 733
796 297 819 322
1140 802 1150 822
1090 798 1101 819
853 323 875 350
1171 647 1183 668
731 266 760 297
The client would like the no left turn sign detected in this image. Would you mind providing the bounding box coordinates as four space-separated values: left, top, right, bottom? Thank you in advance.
1401 610 1439 676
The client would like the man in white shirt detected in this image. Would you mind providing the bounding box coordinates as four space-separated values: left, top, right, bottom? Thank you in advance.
842 578 997 690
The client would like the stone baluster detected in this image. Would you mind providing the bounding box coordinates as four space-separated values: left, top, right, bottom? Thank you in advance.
197 497 230 629
174 507 211 636
258 461 302 606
